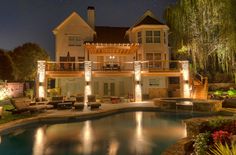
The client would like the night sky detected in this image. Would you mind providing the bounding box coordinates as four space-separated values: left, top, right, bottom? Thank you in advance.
0 0 177 59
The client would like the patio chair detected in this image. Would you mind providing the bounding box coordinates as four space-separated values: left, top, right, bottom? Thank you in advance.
48 96 64 108
74 96 84 110
7 99 52 114
87 95 101 110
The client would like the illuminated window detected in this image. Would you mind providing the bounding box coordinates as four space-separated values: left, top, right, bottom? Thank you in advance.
68 36 82 46
137 31 142 43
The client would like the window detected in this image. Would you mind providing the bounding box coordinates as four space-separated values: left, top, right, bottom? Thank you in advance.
154 31 161 43
145 31 161 43
146 53 162 69
137 31 142 43
146 31 153 43
68 35 82 46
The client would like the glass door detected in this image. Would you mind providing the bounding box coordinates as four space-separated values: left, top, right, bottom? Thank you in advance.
103 82 115 96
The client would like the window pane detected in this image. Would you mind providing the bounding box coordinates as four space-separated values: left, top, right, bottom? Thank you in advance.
146 31 152 36
154 37 160 43
154 31 160 36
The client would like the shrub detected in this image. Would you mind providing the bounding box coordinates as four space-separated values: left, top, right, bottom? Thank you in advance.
212 130 232 144
208 142 236 155
193 132 211 155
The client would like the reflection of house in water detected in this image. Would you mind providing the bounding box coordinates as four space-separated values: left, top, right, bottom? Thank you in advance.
36 6 191 101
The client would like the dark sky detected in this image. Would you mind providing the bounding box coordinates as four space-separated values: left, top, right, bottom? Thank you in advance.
0 0 177 58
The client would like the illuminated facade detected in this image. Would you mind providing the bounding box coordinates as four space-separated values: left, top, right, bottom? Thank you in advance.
37 7 191 100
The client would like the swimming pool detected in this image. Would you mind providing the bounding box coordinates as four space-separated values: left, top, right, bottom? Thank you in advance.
0 111 201 155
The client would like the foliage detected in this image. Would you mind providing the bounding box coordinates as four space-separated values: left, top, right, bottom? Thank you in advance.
164 0 236 76
24 89 34 99
207 117 232 131
208 142 236 155
227 88 236 97
47 87 61 97
0 104 33 124
193 132 211 155
0 49 17 81
10 43 49 81
212 130 232 144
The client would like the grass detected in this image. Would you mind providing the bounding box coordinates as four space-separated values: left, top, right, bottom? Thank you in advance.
0 104 34 124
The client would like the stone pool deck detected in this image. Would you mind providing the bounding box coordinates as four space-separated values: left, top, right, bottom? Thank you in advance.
0 101 160 133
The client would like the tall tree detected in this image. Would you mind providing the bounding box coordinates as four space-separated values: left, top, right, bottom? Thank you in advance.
164 0 236 76
10 43 49 81
0 49 16 81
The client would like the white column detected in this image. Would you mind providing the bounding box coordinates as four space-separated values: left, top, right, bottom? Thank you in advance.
134 61 142 102
37 60 46 98
180 61 190 98
84 61 92 103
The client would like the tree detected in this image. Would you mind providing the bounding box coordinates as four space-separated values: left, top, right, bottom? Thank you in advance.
10 43 49 81
164 0 236 77
0 49 16 81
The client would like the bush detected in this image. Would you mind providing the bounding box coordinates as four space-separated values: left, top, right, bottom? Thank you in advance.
208 142 236 155
212 130 232 144
193 132 211 155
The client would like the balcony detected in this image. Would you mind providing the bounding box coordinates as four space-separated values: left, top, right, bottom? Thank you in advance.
45 60 182 77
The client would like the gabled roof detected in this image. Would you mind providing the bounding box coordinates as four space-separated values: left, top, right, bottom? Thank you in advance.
127 10 165 33
92 26 129 43
133 15 164 27
53 12 95 34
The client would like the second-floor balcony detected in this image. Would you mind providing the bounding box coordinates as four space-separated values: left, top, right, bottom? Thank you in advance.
46 60 181 72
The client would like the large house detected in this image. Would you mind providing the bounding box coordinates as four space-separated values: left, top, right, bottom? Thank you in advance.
36 7 191 102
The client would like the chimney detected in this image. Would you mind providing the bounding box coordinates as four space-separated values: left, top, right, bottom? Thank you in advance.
87 6 95 29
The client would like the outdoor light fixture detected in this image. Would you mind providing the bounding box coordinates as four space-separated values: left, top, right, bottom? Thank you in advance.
109 56 115 59
37 61 46 98
84 61 92 103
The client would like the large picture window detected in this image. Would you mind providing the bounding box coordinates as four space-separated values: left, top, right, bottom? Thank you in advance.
68 35 82 46
145 31 161 43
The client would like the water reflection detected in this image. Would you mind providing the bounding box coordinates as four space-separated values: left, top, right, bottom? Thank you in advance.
78 120 94 155
33 127 46 155
108 138 119 155
131 112 152 154
0 136 1 144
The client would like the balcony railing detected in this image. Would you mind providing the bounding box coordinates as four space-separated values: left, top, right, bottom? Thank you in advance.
46 61 84 71
45 61 181 72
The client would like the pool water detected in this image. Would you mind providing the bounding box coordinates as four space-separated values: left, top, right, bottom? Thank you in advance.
0 112 199 155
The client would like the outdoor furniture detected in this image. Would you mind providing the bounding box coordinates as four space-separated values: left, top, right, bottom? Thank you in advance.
112 64 120 70
48 96 64 108
88 102 101 110
103 64 112 71
110 96 120 104
74 103 84 110
8 99 52 114
57 101 74 110
74 96 84 110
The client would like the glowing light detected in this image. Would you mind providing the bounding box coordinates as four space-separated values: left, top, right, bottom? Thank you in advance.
0 87 10 100
0 136 1 144
78 121 93 154
108 138 119 155
135 84 142 102
180 61 190 98
39 86 45 98
37 61 46 83
134 61 141 81
0 107 3 118
85 61 92 82
33 128 45 155
84 85 91 103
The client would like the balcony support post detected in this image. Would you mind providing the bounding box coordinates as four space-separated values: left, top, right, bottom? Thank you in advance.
36 60 46 98
180 61 190 98
134 61 142 102
84 61 92 104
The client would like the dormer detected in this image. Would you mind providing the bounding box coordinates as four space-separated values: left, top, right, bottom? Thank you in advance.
126 10 169 45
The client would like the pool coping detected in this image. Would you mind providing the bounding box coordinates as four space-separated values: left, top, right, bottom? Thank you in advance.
0 102 224 135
